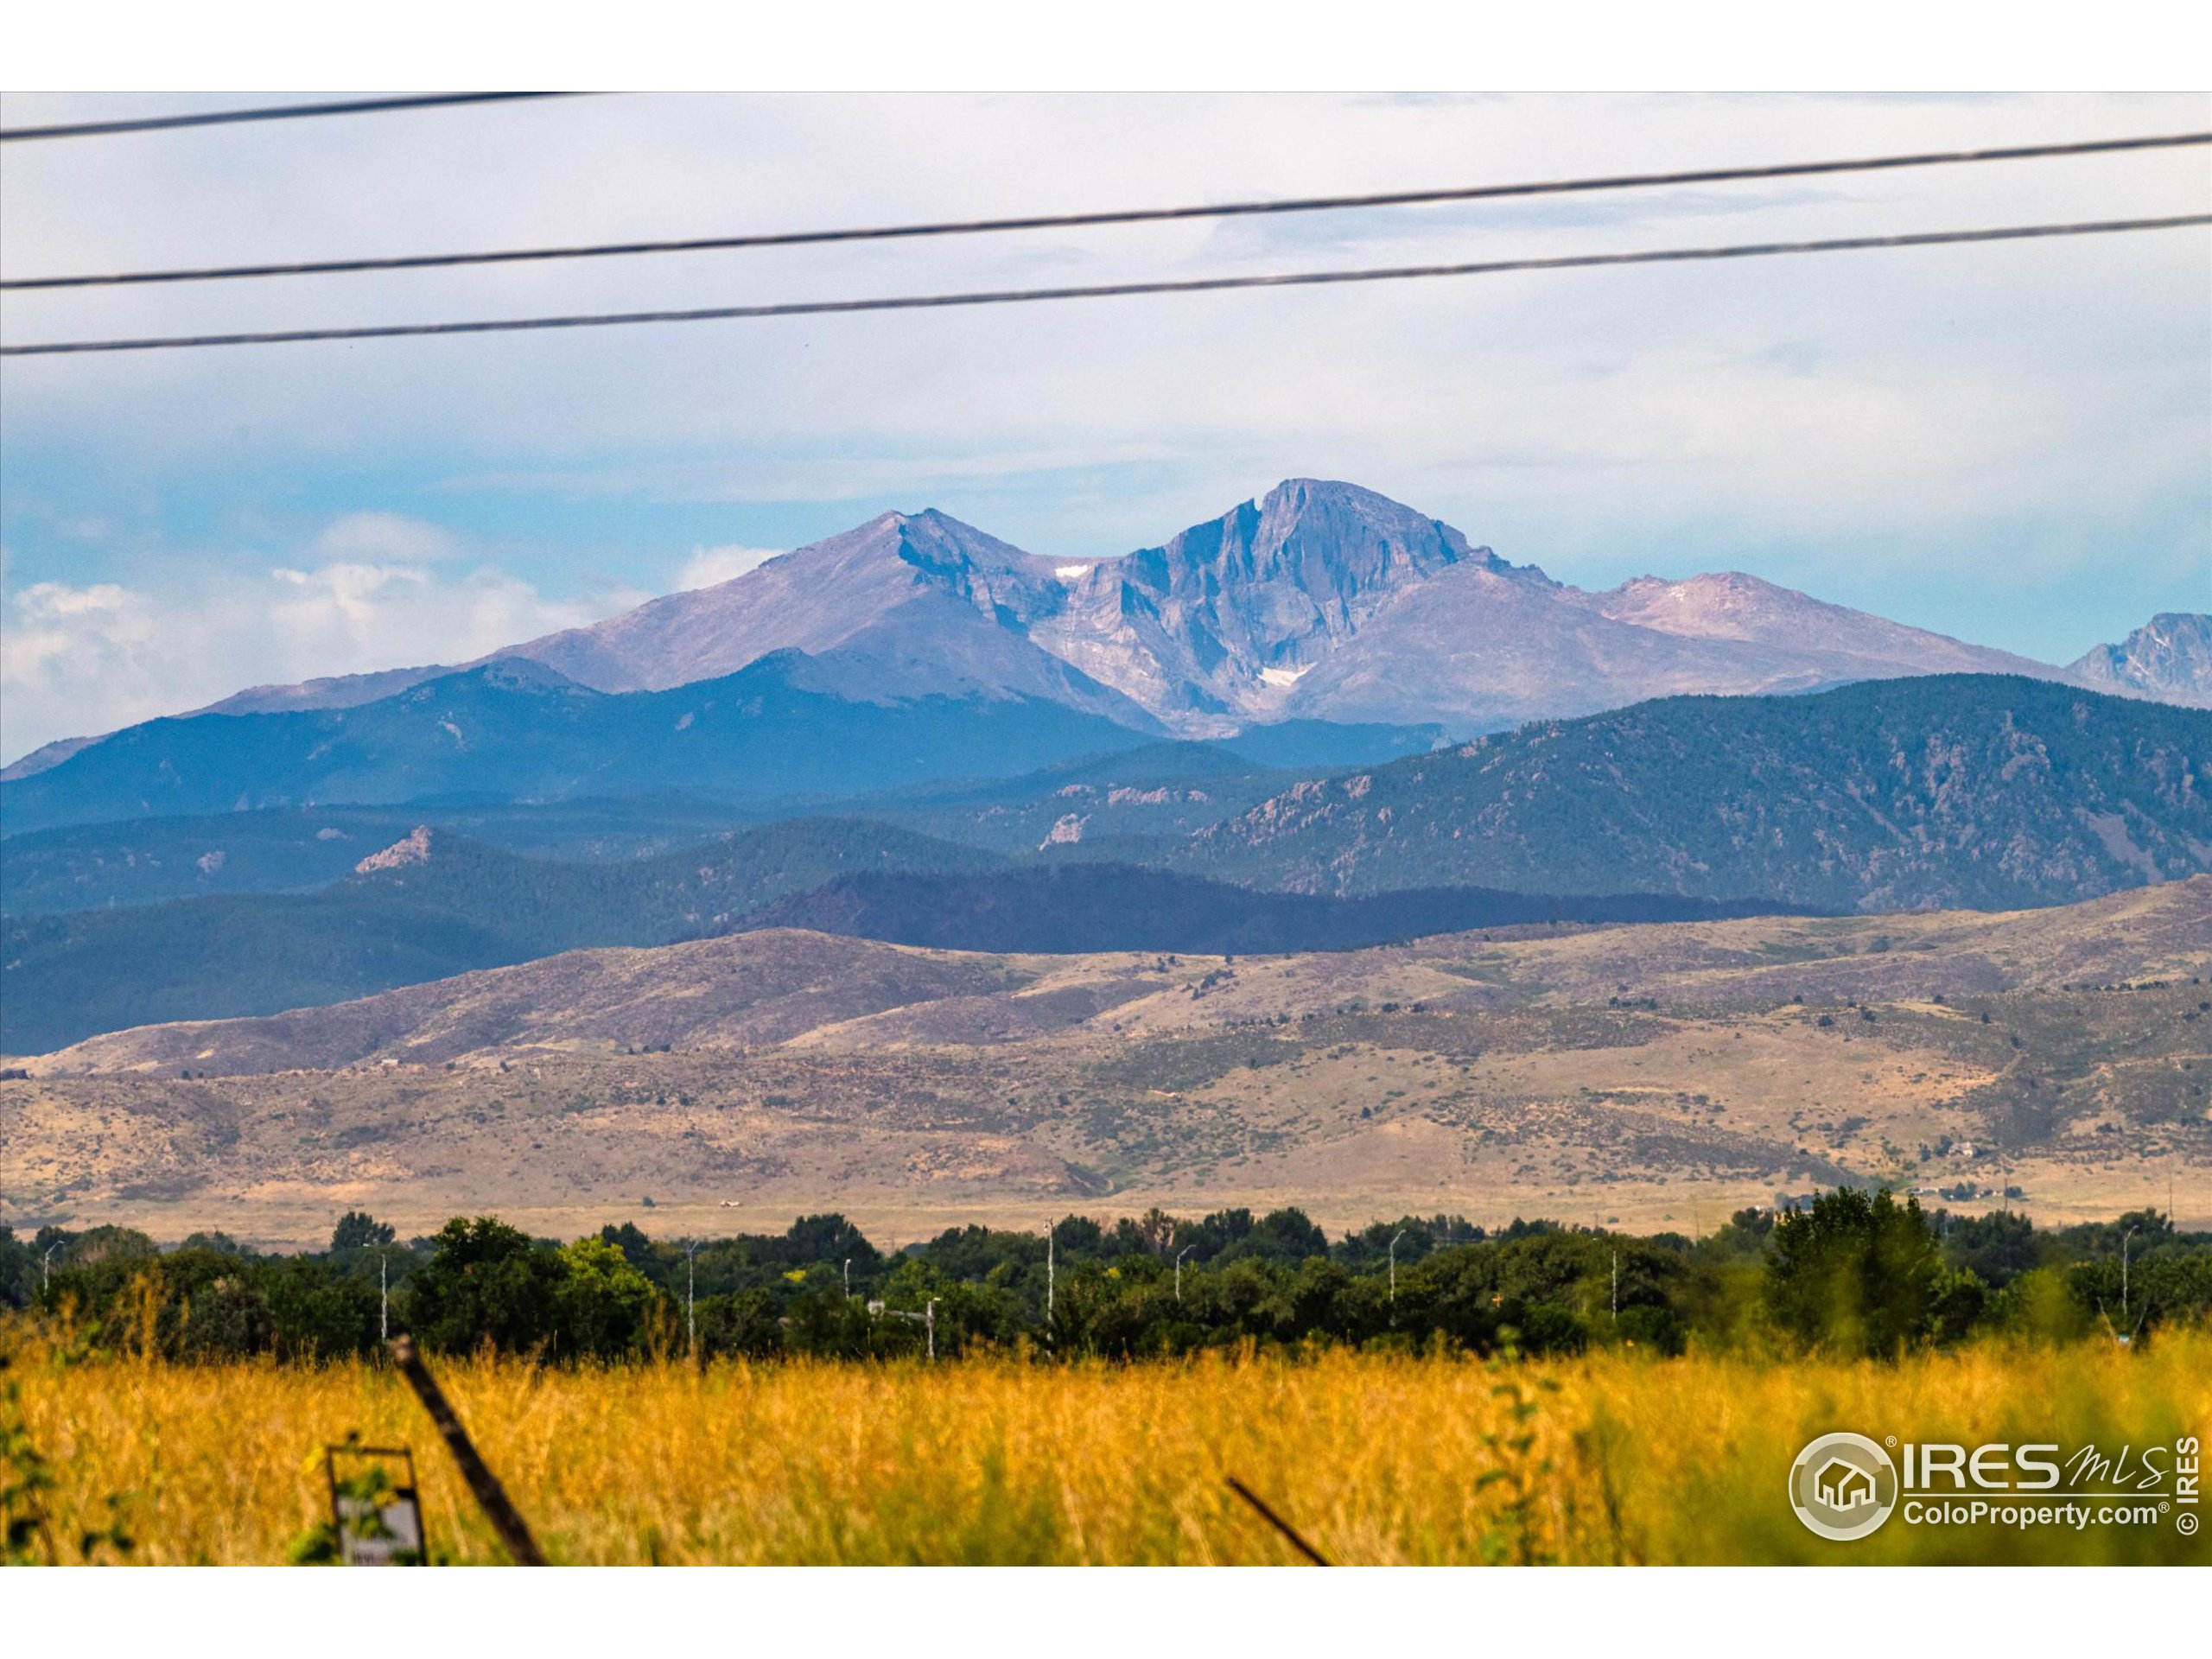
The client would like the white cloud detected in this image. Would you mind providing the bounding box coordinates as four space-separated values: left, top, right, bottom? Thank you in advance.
0 538 626 762
308 511 462 563
676 543 784 589
0 92 2203 669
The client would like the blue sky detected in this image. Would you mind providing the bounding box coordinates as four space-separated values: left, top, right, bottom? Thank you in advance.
2 90 2208 760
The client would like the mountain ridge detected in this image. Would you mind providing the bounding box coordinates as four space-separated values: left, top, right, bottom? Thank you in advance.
0 651 1161 838
16 479 2184 783
1171 674 2212 912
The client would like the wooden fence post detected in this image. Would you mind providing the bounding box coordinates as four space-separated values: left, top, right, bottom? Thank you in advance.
388 1335 547 1566
1225 1474 1330 1565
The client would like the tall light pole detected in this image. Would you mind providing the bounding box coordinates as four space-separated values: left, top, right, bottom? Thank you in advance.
684 1240 703 1357
2122 1224 2141 1324
1175 1243 1195 1304
1046 1220 1056 1328
1388 1230 1408 1322
42 1240 62 1293
375 1249 391 1344
843 1257 852 1300
1611 1250 1619 1327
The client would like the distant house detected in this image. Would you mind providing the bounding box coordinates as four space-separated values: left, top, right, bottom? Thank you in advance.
1816 1459 1878 1510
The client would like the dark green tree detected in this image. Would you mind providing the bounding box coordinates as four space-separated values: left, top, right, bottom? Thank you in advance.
0 1229 36 1311
1764 1189 1942 1357
555 1237 658 1358
402 1217 567 1356
330 1211 396 1252
694 1290 785 1359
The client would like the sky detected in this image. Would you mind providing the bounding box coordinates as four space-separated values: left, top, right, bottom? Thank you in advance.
2 90 2208 762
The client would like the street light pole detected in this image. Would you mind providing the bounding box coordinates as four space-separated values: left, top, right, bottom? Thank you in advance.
843 1257 852 1300
685 1240 702 1357
1175 1243 1195 1304
1046 1221 1056 1327
378 1250 390 1344
42 1240 61 1292
880 1297 940 1360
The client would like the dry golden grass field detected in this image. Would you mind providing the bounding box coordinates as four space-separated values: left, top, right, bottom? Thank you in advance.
8 1331 2209 1566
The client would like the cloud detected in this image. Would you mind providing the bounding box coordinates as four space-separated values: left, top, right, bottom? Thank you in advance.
676 543 784 589
308 511 462 563
0 538 629 762
0 92 2203 670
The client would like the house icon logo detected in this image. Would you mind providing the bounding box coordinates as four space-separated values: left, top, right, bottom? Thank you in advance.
1789 1433 1899 1541
1816 1458 1878 1510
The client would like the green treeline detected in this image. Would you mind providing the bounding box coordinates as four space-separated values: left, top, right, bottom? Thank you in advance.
6 1192 2209 1364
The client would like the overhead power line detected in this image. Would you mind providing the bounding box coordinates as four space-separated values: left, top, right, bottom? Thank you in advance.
4 213 2202 358
0 91 583 143
4 130 2204 292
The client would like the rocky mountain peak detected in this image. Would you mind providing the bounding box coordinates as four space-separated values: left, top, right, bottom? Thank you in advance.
1147 477 1500 604
1020 480 1513 728
2069 613 2212 708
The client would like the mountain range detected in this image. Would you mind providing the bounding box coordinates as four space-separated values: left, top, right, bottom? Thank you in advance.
4 478 2207 1060
8 480 2202 801
7 674 2208 1056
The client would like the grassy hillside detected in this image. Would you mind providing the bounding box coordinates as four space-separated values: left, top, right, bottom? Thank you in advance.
1173 676 2212 911
11 881 2206 1247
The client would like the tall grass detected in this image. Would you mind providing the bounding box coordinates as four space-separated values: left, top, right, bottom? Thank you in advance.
6 1330 2207 1564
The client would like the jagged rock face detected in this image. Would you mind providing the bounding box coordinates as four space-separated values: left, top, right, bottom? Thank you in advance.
353 825 434 874
2069 613 2212 708
1031 480 1505 727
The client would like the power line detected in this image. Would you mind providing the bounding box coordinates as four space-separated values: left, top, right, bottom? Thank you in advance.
5 213 2201 358
0 91 584 143
5 130 2204 292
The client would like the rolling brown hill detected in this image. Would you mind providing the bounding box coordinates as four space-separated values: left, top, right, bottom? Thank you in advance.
6 880 2206 1249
